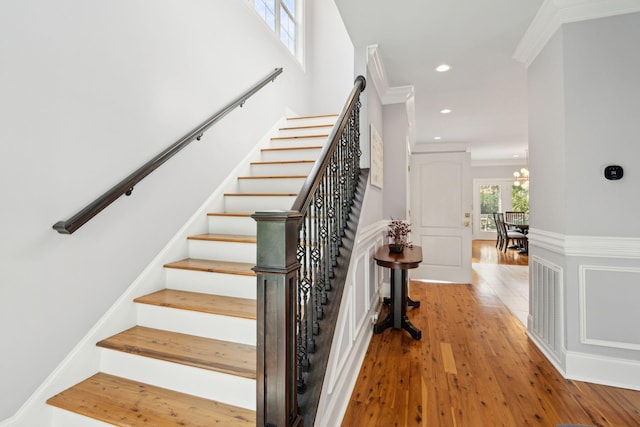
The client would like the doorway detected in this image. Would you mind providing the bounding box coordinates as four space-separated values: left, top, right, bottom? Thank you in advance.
473 179 518 240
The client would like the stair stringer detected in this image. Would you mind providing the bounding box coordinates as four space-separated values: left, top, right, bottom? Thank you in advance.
0 117 287 427
313 174 391 427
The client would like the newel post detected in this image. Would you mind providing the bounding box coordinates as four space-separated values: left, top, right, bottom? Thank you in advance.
252 210 303 427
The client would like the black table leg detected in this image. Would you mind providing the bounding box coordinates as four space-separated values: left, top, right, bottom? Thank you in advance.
373 268 422 340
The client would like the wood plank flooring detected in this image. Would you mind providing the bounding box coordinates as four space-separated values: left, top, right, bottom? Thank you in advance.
341 240 640 426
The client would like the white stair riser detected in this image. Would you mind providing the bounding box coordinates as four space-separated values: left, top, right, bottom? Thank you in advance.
260 147 322 162
224 195 296 212
250 162 315 176
136 304 256 345
286 117 337 128
277 126 332 138
99 349 256 410
165 269 256 300
189 239 256 264
269 136 328 148
208 215 256 235
51 408 113 427
237 177 306 194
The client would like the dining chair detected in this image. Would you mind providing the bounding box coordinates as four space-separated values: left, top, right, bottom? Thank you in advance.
497 212 527 253
504 211 526 226
492 213 504 250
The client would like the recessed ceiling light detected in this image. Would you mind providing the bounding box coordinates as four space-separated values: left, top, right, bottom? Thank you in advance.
513 154 520 158
440 109 452 114
435 64 451 72
434 136 441 140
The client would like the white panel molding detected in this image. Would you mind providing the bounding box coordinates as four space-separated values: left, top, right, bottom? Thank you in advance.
528 228 640 259
514 0 640 67
315 219 386 427
579 264 640 351
367 45 415 105
565 350 640 391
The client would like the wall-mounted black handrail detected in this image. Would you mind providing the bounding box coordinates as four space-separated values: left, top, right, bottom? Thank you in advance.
53 67 283 234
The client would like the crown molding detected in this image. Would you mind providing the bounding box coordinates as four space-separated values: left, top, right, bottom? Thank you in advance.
367 45 415 105
514 0 640 67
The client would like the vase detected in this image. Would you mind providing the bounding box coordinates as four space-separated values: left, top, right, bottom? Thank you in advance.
388 243 404 253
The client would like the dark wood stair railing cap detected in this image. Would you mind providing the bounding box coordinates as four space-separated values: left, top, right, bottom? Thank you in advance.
53 67 283 235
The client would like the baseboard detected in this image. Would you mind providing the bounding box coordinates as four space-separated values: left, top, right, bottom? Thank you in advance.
526 328 567 376
565 351 640 391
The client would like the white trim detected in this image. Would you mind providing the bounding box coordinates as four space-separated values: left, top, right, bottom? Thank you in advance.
315 217 387 427
528 229 640 259
579 264 640 351
527 330 567 375
527 228 565 254
411 142 468 154
366 45 415 105
565 350 640 391
565 235 640 259
514 0 640 67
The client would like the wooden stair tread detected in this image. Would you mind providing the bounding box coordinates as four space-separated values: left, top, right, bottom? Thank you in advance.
250 159 315 165
261 145 323 152
97 326 256 379
224 192 297 197
187 233 256 243
134 289 256 320
47 372 255 427
238 174 307 180
269 135 328 141
164 258 255 276
207 212 252 217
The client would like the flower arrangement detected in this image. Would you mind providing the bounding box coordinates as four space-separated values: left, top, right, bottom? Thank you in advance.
387 219 412 251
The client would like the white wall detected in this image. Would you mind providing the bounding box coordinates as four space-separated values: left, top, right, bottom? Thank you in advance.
528 30 566 235
382 103 409 220
0 0 355 420
527 12 640 390
563 12 640 237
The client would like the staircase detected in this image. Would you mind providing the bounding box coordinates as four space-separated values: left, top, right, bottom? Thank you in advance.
46 114 338 426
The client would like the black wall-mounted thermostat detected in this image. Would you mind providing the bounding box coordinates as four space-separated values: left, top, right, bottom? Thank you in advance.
604 165 623 180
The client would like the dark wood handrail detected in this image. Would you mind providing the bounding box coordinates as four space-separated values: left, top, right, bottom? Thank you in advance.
53 67 283 235
291 75 366 215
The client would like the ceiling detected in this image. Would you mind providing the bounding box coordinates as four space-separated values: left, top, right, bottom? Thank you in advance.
334 0 543 162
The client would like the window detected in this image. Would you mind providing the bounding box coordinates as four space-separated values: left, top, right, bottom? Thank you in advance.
253 0 300 57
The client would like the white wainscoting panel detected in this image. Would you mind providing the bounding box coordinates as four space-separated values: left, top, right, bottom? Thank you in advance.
314 221 386 427
579 265 640 351
529 256 565 367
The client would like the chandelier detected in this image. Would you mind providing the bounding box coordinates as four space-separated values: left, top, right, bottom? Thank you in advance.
513 167 529 188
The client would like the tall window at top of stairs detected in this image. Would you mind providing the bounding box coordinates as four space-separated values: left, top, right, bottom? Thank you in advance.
252 0 301 59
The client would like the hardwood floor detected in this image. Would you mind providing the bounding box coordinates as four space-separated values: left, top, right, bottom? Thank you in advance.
341 241 640 427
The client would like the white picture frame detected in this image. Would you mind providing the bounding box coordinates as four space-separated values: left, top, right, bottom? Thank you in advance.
370 124 383 189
